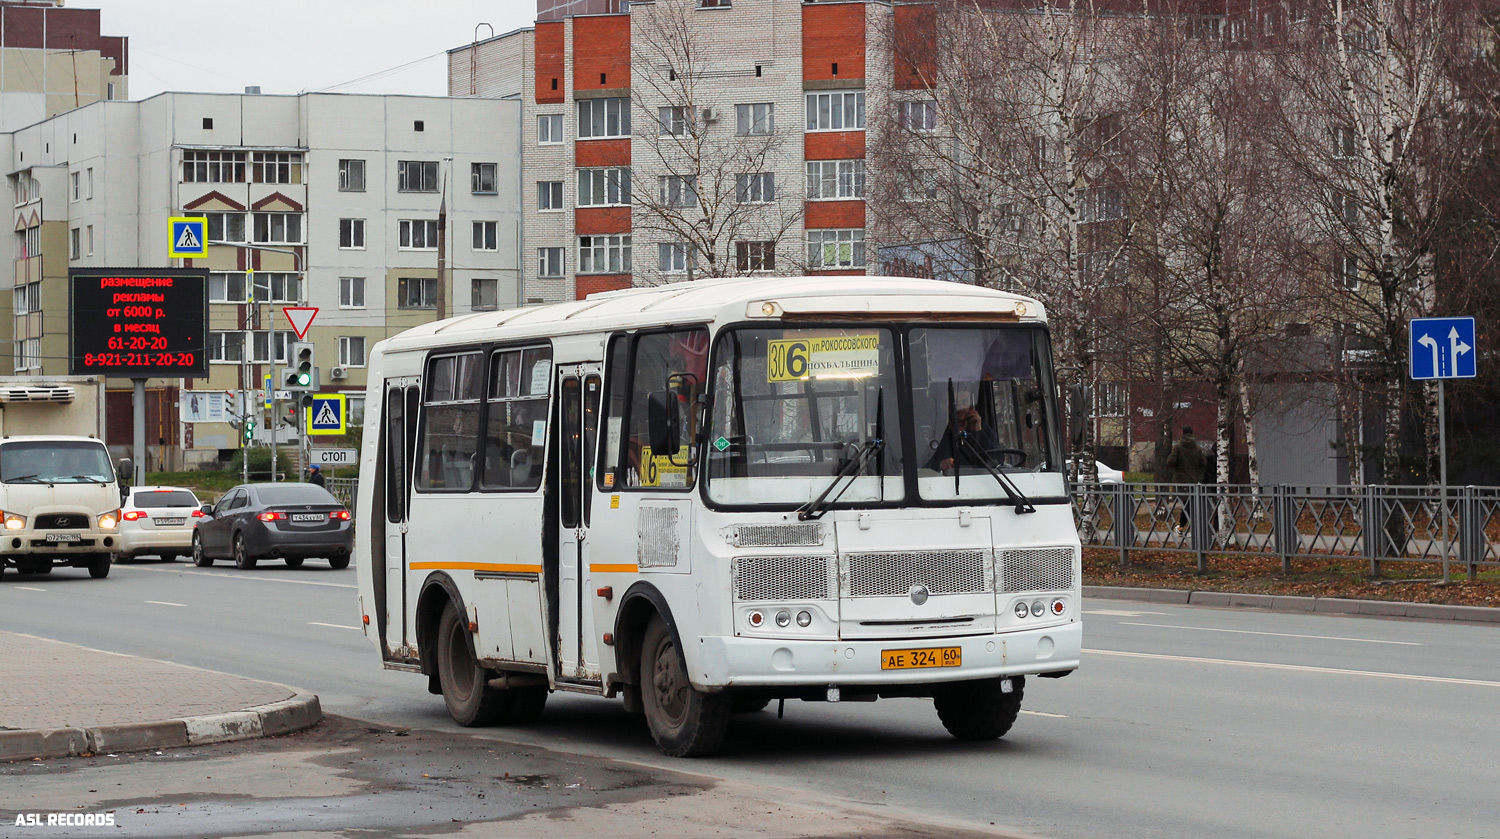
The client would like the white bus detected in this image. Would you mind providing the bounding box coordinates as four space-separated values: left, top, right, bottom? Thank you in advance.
354 277 1081 756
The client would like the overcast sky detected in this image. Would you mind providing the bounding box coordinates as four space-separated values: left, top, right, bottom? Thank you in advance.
99 1 535 100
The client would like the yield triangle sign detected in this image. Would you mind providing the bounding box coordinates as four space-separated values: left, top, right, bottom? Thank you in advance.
283 306 318 340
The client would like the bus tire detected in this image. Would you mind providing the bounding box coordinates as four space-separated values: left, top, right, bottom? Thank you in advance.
934 676 1024 741
437 602 512 727
507 686 548 724
640 616 730 757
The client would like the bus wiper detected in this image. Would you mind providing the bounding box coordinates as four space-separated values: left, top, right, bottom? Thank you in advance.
956 434 1037 515
5 474 42 483
797 437 884 521
68 475 108 484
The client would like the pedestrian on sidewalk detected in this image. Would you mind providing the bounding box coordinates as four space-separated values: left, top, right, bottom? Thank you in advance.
1166 426 1205 533
307 463 326 488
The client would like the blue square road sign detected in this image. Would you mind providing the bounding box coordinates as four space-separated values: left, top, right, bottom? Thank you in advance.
307 394 347 436
168 216 208 258
1410 316 1477 380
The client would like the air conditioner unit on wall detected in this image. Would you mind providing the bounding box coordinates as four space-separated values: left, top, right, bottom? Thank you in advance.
330 367 348 380
701 107 720 123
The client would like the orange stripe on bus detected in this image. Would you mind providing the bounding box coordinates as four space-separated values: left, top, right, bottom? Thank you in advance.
409 562 542 573
589 563 639 573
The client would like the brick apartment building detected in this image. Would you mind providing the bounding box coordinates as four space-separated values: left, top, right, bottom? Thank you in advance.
0 0 127 132
448 0 937 303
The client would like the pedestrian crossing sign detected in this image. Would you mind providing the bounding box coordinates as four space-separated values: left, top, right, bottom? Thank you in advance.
306 394 347 436
169 216 208 258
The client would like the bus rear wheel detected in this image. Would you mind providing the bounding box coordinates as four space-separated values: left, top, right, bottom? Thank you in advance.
640 616 729 757
934 676 1024 741
437 602 512 727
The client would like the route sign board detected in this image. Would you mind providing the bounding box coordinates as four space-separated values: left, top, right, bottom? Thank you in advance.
1410 317 1477 380
283 307 318 340
311 448 358 466
168 217 208 258
306 393 347 436
68 268 210 377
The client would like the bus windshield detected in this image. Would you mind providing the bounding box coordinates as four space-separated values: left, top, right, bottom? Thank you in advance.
706 324 1064 508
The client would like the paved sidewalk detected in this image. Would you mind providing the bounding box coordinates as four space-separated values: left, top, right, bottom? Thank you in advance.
1087 585 1500 622
0 631 320 762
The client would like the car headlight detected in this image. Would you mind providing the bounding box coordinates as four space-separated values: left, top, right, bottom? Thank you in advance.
2 511 25 530
97 511 120 530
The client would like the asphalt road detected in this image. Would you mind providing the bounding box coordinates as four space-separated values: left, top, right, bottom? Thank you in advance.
4 559 1500 839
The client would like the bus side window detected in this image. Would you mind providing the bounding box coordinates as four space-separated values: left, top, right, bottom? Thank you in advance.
481 346 551 491
597 335 630 491
417 352 483 491
623 328 708 490
385 387 405 522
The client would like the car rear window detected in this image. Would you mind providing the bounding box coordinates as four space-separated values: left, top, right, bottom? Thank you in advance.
133 490 198 508
256 485 338 505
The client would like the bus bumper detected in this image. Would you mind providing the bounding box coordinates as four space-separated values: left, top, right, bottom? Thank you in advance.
693 621 1082 690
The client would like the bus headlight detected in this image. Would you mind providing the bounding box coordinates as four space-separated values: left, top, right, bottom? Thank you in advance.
1014 601 1030 619
1031 600 1045 617
775 610 791 628
97 511 120 530
3 511 25 530
796 611 812 627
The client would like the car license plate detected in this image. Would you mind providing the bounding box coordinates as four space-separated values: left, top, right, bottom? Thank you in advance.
881 646 962 670
45 533 82 543
291 513 324 523
156 517 185 526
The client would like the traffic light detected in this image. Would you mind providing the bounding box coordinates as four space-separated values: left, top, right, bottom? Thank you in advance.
243 418 256 442
284 341 317 392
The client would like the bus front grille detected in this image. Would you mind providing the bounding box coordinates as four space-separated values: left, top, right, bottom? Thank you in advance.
733 555 832 601
998 547 1074 593
842 550 989 598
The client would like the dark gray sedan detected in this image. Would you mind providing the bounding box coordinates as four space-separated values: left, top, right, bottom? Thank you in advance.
192 483 353 570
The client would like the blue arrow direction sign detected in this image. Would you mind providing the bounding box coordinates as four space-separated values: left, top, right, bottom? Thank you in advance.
1410 316 1477 380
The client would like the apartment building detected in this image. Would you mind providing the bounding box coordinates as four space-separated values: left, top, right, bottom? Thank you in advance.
1 91 521 465
0 0 127 132
448 0 933 302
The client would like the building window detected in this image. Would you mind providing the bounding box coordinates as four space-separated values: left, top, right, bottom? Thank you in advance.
398 277 439 309
86 168 93 199
340 336 368 367
700 0 732 6
339 218 366 250
1079 186 1124 223
807 228 865 269
19 226 40 259
735 103 774 136
735 172 775 204
578 167 631 206
806 160 865 200
1078 251 1126 285
339 159 366 192
898 100 937 132
473 221 498 251
539 181 564 211
658 242 692 274
735 240 776 272
658 106 693 137
472 162 498 194
1338 253 1360 290
206 212 247 243
252 272 300 304
902 170 939 202
1097 381 1127 417
1334 192 1358 225
249 331 291 364
252 212 303 244
659 175 697 208
805 90 865 131
182 150 246 183
471 278 500 311
538 114 564 144
15 337 40 373
14 282 40 315
579 234 631 274
209 272 248 303
208 331 245 363
70 227 81 260
397 160 440 192
86 225 94 256
71 172 81 202
538 247 565 277
577 97 630 139
399 219 440 250
251 152 302 184
1334 125 1359 159
340 276 366 309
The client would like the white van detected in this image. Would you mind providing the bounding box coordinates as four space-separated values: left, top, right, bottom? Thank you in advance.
0 436 123 578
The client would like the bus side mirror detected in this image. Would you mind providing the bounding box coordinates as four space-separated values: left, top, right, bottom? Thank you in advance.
647 391 679 456
1069 383 1092 448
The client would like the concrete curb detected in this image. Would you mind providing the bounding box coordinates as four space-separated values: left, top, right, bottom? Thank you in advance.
1084 585 1500 624
0 693 321 763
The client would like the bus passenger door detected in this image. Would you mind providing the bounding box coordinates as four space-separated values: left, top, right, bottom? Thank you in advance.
383 380 420 657
554 367 602 681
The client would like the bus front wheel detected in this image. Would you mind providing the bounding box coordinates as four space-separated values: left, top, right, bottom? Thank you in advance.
934 675 1024 740
437 602 511 727
640 616 730 757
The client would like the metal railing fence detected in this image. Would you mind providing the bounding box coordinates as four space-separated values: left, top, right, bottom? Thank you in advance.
324 477 357 508
1072 482 1500 579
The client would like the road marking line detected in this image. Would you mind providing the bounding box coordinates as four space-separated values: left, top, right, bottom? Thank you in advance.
1084 648 1500 688
1118 622 1421 646
145 600 186 607
1084 609 1169 617
12 586 46 592
1020 709 1068 718
308 621 360 630
127 565 356 589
